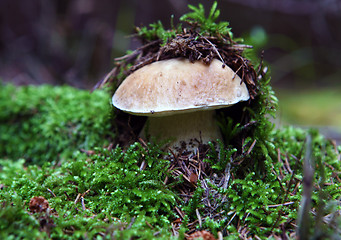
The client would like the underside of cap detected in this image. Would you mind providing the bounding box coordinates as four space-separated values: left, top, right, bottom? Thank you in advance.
112 58 250 116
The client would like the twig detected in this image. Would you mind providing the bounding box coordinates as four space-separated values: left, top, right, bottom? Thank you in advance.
270 138 306 232
175 206 185 219
226 211 237 226
82 189 90 197
64 191 71 201
127 217 136 229
196 209 202 228
92 66 118 91
139 160 146 170
74 193 81 204
268 202 295 208
232 64 243 81
246 139 257 156
201 36 226 65
47 188 56 197
81 196 86 211
217 231 223 240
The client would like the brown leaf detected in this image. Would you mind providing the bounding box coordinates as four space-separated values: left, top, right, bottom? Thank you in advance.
189 172 198 184
29 196 49 213
187 230 217 240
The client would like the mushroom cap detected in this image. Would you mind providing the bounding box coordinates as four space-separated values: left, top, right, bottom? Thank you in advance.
112 58 250 116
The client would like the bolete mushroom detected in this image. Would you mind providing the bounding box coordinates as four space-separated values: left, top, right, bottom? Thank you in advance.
112 58 250 152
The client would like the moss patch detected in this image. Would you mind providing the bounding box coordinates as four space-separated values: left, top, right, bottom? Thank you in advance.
1 82 340 239
0 143 178 239
0 82 114 165
1 2 341 239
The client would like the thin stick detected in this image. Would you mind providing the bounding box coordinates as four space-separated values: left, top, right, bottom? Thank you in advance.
47 188 56 197
267 202 295 208
81 196 86 211
202 36 225 65
297 134 314 240
74 193 81 204
196 209 202 228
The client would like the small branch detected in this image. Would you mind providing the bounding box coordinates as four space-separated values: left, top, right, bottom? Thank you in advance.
47 188 56 197
81 196 86 211
196 209 202 228
201 36 226 65
267 202 295 208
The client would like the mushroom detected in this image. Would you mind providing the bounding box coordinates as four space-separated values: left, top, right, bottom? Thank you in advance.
112 58 250 152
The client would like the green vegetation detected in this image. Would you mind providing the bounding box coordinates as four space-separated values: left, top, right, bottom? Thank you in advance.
277 89 341 129
0 143 178 239
1 2 341 239
136 2 233 44
180 2 233 38
0 82 114 165
1 81 340 239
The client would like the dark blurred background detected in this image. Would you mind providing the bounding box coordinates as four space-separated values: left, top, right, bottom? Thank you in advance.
1 0 340 88
1 0 340 136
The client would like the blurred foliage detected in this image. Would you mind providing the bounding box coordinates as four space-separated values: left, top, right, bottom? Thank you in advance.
277 89 341 129
243 26 268 63
1 0 340 88
0 82 114 165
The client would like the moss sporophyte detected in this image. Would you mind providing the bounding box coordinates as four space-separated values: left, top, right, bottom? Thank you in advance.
1 2 341 239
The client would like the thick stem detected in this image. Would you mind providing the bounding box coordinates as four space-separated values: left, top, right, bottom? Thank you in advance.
140 110 222 152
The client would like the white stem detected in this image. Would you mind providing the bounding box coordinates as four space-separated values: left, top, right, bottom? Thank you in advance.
140 110 222 152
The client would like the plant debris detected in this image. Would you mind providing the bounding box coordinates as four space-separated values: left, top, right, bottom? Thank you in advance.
28 196 56 236
94 2 267 150
96 31 258 99
29 196 50 213
1 2 337 239
93 3 277 236
94 3 259 101
186 230 218 240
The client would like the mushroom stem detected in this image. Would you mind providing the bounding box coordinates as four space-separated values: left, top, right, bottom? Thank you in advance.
140 110 222 152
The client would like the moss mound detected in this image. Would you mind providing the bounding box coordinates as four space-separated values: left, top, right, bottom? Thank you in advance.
0 143 177 239
0 82 340 239
1 2 341 239
0 82 114 165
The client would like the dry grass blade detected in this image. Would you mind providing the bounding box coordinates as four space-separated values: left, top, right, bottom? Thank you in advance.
297 134 314 239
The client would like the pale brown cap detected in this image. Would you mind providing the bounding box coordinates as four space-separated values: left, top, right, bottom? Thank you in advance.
112 58 250 116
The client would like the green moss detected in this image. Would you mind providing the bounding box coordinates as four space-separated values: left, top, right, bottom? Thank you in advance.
0 82 114 165
0 82 340 238
0 142 177 239
175 126 341 237
1 2 341 239
180 2 233 38
136 2 233 44
0 192 48 239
